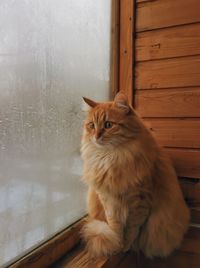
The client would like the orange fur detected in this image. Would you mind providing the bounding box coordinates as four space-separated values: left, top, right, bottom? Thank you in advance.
81 93 190 258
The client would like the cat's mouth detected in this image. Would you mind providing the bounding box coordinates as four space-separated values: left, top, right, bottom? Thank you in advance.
91 136 105 147
91 137 115 148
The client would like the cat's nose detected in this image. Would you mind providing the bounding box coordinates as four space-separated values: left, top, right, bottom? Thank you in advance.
95 130 103 140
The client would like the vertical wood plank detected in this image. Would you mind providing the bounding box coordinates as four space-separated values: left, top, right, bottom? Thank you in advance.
110 0 120 99
119 0 134 104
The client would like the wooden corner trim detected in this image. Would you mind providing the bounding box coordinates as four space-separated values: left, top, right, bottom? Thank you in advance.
119 0 135 105
110 0 120 99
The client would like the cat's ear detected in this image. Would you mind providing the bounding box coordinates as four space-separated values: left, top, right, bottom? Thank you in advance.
82 97 98 111
114 92 130 114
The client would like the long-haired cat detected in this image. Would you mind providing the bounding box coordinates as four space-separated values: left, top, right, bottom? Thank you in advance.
81 92 190 258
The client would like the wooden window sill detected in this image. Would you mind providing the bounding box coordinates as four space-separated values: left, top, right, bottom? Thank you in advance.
52 245 134 268
52 226 200 268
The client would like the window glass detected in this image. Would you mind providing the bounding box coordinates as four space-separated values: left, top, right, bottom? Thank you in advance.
0 0 111 266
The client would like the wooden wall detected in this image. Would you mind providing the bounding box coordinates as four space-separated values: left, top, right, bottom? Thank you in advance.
134 0 200 224
135 0 200 179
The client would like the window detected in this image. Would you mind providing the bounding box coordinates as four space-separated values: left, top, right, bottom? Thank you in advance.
0 0 112 266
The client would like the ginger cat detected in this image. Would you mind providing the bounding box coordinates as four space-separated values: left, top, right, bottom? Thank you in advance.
81 92 190 258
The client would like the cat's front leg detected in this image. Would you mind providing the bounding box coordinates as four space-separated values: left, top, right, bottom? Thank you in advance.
82 193 126 257
87 187 106 221
83 189 121 257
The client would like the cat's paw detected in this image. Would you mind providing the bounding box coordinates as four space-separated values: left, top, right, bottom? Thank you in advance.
82 219 122 257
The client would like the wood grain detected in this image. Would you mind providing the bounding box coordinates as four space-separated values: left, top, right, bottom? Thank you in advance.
136 55 200 89
190 208 200 224
139 250 200 268
143 119 200 148
10 218 85 268
137 0 150 3
179 178 200 224
54 247 126 268
137 0 200 32
180 226 200 255
110 0 120 99
180 180 200 207
135 88 200 117
117 252 137 268
185 226 200 241
165 148 200 178
136 23 200 61
119 0 134 103
56 248 107 268
102 253 127 268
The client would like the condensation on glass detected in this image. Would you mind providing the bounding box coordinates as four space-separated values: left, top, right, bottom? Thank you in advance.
0 0 111 266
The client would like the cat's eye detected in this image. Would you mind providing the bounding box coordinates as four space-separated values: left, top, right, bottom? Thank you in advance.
88 122 95 129
104 121 113 129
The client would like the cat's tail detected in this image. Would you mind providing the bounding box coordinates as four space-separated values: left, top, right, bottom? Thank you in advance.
81 219 122 257
138 204 190 258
